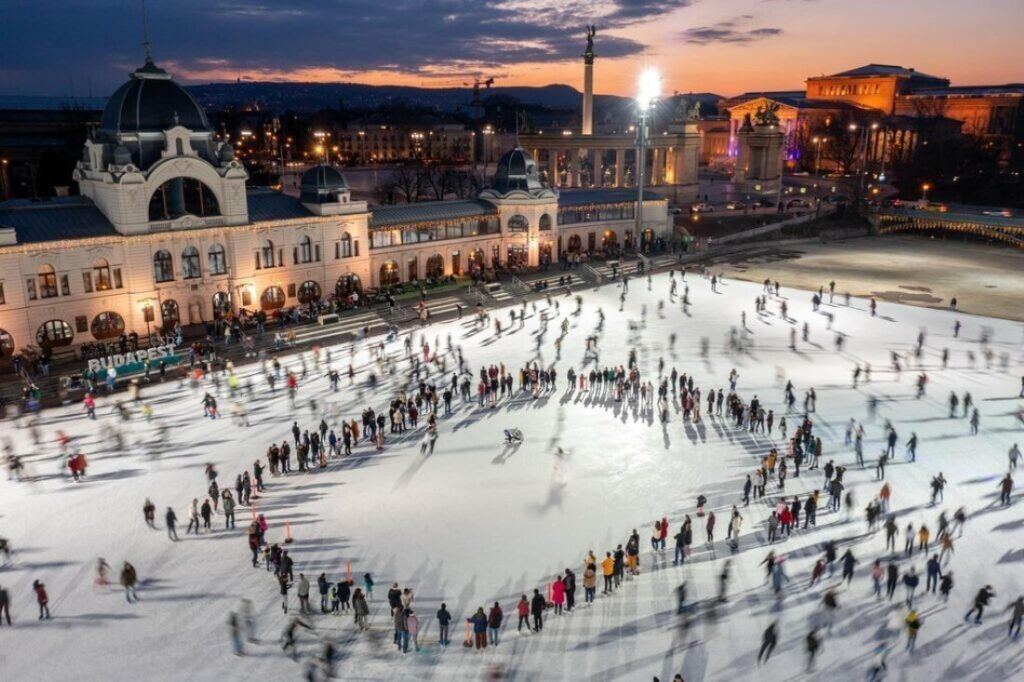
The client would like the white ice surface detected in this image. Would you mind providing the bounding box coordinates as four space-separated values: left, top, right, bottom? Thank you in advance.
2 271 1023 681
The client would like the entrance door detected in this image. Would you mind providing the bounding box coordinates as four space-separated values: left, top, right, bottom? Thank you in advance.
451 251 461 276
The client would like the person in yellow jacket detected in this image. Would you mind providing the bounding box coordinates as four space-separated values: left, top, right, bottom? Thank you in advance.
601 552 615 594
905 609 922 653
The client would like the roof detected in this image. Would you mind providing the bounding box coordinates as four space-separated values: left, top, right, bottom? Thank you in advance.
724 93 867 112
558 188 662 208
0 196 117 244
902 84 1024 98
99 59 211 135
823 64 946 81
369 199 497 228
246 188 314 221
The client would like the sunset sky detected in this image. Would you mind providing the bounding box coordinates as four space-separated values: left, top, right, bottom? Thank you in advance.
3 0 1022 98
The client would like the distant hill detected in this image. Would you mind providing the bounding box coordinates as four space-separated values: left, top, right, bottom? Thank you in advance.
184 81 628 113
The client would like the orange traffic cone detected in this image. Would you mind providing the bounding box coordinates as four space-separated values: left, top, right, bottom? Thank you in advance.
284 522 294 544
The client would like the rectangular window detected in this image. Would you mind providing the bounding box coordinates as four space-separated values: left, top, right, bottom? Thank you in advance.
82 272 93 293
0 282 5 305
241 289 252 307
287 283 296 298
255 252 261 270
354 240 359 257
334 242 340 260
315 244 321 262
26 279 36 300
60 275 71 296
293 247 299 265
278 249 283 267
113 268 123 288
75 315 88 333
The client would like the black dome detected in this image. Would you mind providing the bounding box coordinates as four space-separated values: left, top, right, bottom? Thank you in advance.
490 146 544 194
99 60 211 135
300 164 348 203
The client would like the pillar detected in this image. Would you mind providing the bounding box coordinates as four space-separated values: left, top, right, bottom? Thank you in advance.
592 149 603 188
650 148 661 187
569 150 580 188
615 148 625 187
548 149 559 187
582 62 594 136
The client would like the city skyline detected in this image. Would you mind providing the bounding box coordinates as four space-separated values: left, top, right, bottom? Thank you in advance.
2 0 1021 99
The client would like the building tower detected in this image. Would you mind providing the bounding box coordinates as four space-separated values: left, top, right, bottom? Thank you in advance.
581 25 596 136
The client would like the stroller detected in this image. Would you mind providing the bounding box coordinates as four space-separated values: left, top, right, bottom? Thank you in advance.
503 428 523 445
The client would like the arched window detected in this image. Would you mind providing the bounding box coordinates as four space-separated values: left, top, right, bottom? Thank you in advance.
38 264 58 298
261 240 275 269
379 261 400 287
339 232 352 258
36 320 74 346
154 250 174 282
0 329 15 357
425 254 444 279
161 300 180 330
538 214 552 231
507 214 529 232
467 249 485 272
212 292 231 319
91 311 125 340
181 246 201 280
208 243 227 275
148 177 221 221
335 274 362 299
298 280 322 304
299 235 312 264
261 286 285 311
92 258 112 291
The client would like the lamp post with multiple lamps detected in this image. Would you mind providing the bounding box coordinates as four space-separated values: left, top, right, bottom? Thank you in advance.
812 135 828 214
634 69 660 253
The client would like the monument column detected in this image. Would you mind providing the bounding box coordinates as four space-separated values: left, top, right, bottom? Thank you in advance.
592 150 603 188
582 26 596 136
615 148 625 187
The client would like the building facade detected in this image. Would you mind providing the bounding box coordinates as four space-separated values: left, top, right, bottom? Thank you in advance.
0 59 668 358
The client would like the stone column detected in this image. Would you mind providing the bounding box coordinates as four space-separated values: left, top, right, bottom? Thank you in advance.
592 149 603 188
651 147 663 186
548 149 559 187
569 150 580 188
615 148 625 187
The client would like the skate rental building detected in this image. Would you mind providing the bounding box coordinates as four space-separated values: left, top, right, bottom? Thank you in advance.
0 57 670 357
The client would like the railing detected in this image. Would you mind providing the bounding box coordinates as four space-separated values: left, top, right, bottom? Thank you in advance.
507 276 531 296
583 263 604 283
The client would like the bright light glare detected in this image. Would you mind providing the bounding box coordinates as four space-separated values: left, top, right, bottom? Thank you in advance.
636 69 660 108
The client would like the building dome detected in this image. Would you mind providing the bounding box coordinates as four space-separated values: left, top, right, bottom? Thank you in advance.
299 164 349 204
99 59 211 135
490 146 544 194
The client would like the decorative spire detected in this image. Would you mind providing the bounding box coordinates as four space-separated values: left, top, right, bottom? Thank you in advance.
141 0 153 63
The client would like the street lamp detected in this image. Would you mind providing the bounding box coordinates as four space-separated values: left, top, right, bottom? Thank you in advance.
812 136 828 214
921 183 932 201
634 69 660 254
313 131 329 162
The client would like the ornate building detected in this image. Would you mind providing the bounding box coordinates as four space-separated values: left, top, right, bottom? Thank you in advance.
0 58 668 358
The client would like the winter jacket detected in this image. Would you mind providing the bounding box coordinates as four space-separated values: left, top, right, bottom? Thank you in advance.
517 599 529 617
488 606 503 628
531 593 546 616
406 613 420 636
394 608 407 632
297 576 310 598
583 568 596 589
468 611 487 634
436 607 451 626
552 580 566 604
353 594 369 616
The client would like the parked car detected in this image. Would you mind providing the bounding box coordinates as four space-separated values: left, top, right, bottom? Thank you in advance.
690 202 715 213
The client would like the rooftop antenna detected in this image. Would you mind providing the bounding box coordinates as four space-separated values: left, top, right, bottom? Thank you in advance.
141 0 153 62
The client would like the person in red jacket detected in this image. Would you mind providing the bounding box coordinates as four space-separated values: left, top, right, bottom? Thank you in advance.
552 576 566 615
33 580 50 620
516 594 531 632
659 516 669 550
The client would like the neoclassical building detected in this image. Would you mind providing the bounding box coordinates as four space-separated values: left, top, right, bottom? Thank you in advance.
0 58 668 357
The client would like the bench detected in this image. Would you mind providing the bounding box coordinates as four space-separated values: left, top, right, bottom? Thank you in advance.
317 313 340 326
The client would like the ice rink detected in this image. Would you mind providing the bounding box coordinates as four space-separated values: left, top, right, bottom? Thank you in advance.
2 267 1023 681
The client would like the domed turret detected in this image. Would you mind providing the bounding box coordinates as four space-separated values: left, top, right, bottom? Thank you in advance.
300 164 349 204
99 58 211 135
491 146 544 194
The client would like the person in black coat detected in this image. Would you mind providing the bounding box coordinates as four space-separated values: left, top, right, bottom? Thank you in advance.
530 588 546 632
563 568 577 611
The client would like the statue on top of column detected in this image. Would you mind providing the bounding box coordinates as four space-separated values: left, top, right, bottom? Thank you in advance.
583 25 596 64
753 102 781 127
671 94 701 122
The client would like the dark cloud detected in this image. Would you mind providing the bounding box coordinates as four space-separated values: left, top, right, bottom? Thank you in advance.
1 0 693 94
682 22 783 45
